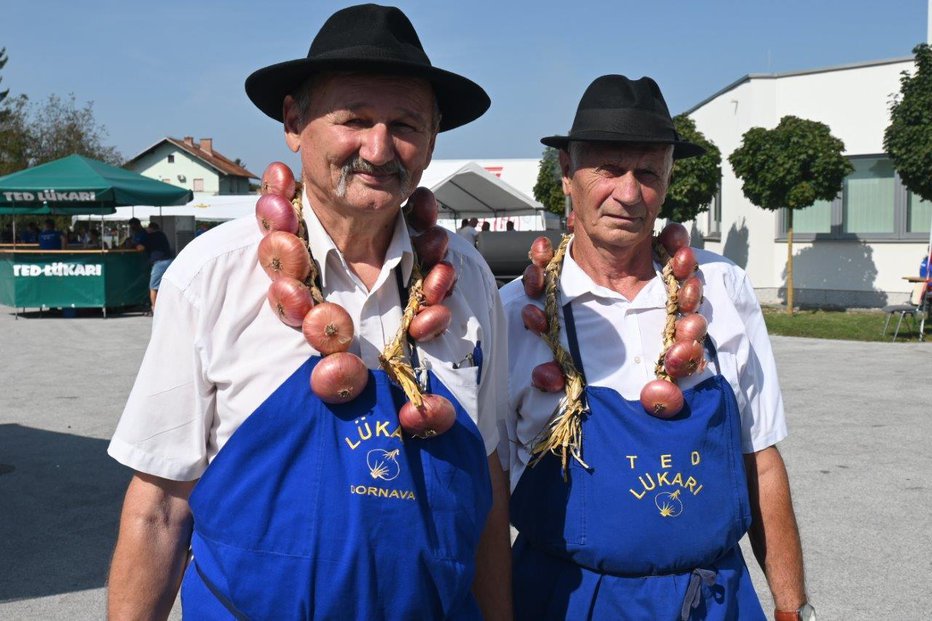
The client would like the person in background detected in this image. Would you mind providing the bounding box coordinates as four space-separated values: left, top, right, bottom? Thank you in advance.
37 219 65 250
505 220 515 231
124 217 149 251
481 221 491 232
145 222 174 311
457 217 479 246
20 223 39 243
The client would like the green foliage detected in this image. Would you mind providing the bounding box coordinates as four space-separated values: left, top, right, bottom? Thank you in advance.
729 115 852 211
661 115 722 222
533 147 566 216
884 43 932 202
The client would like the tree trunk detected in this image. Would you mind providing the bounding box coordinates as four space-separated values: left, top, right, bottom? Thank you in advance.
786 210 795 316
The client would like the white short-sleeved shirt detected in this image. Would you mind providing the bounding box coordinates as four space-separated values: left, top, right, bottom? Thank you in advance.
108 201 506 481
500 241 787 490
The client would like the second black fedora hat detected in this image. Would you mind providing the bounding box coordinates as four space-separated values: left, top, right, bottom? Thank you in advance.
541 75 704 159
245 3 490 133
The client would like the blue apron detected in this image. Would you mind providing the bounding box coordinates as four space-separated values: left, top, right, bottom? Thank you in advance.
179 351 492 620
511 302 765 621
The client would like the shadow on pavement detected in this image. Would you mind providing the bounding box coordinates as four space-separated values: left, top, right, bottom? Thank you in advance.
0 424 130 602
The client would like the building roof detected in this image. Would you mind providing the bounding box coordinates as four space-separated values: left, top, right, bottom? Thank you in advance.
683 55 914 116
125 137 259 179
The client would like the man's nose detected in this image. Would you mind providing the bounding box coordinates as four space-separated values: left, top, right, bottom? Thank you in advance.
612 172 642 206
358 124 394 166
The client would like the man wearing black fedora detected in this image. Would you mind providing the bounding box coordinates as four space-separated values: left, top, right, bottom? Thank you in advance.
107 4 511 620
501 75 813 620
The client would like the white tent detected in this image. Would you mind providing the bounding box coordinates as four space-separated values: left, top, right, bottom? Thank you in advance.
72 193 257 223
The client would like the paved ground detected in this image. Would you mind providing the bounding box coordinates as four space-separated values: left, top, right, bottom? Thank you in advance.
0 305 929 620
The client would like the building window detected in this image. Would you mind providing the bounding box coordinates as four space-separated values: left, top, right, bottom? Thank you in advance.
778 155 924 241
167 154 175 163
908 191 932 234
843 157 895 234
193 178 204 192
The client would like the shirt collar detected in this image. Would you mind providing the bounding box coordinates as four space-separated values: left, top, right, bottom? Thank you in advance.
302 190 414 290
559 237 668 309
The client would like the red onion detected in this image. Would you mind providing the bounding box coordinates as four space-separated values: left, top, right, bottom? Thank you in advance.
258 231 311 282
528 236 554 268
675 313 708 342
659 222 690 256
678 276 703 313
521 304 548 335
663 340 705 379
640 379 684 419
261 161 297 199
671 246 697 281
422 261 456 306
267 277 313 327
412 226 449 269
310 352 368 404
522 263 546 298
406 187 438 232
398 394 456 438
408 304 452 341
531 361 565 392
255 194 299 235
302 302 354 355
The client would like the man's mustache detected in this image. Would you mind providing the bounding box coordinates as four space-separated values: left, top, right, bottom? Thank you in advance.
341 156 409 183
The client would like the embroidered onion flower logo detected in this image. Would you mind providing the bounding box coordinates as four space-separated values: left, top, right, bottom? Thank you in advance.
366 448 401 481
654 489 684 517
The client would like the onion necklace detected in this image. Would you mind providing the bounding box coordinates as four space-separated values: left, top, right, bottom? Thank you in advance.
255 161 458 438
521 222 708 477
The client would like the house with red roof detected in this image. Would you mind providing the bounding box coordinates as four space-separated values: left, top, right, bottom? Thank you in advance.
125 136 258 195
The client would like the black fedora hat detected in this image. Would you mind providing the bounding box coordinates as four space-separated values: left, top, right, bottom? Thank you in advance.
541 75 705 159
245 3 490 132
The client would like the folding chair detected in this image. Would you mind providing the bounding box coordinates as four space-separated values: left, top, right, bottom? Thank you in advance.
882 283 928 341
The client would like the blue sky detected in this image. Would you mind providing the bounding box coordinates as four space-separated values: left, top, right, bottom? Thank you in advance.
2 0 928 174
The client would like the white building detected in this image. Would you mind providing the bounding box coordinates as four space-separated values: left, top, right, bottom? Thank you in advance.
685 57 930 307
125 137 258 195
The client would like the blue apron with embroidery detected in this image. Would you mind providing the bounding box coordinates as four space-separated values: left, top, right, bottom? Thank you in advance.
179 355 491 620
511 303 765 620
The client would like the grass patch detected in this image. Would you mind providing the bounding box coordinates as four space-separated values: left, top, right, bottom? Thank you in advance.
762 306 928 342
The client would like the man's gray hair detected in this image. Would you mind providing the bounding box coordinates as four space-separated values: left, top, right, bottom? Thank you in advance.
291 72 442 133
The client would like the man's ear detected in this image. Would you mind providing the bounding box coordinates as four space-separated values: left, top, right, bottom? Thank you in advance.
558 149 573 196
283 95 302 153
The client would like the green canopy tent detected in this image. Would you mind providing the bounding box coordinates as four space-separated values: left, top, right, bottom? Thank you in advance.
0 155 193 317
0 154 193 216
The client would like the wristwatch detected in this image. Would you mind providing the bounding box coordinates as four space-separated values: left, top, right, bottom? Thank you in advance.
775 603 816 621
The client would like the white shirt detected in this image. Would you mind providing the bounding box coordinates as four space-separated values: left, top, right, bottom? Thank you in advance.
500 241 787 490
456 226 478 246
109 201 506 481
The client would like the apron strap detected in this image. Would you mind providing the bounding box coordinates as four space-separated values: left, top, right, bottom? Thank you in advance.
703 334 721 375
679 567 717 620
562 301 586 378
194 560 253 621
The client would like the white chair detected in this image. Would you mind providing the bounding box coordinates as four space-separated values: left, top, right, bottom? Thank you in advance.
882 283 928 341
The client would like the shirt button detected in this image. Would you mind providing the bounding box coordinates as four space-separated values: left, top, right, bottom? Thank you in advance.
634 356 641 364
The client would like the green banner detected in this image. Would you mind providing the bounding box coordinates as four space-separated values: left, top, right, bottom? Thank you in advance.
0 251 148 309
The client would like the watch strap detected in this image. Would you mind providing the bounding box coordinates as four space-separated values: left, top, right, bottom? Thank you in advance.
774 611 801 621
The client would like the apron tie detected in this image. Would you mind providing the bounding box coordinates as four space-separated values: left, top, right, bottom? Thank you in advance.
679 567 717 620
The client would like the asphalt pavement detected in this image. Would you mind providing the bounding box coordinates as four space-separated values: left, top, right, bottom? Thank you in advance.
0 305 929 620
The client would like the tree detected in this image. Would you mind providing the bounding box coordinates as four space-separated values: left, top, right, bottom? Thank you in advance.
0 47 30 176
884 43 932 203
661 114 722 223
27 94 122 166
729 115 852 314
0 47 9 121
533 146 566 216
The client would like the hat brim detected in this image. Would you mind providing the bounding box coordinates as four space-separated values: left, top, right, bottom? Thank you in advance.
245 58 490 133
540 133 706 160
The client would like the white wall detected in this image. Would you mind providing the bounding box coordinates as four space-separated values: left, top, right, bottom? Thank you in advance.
128 143 222 195
688 59 925 307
